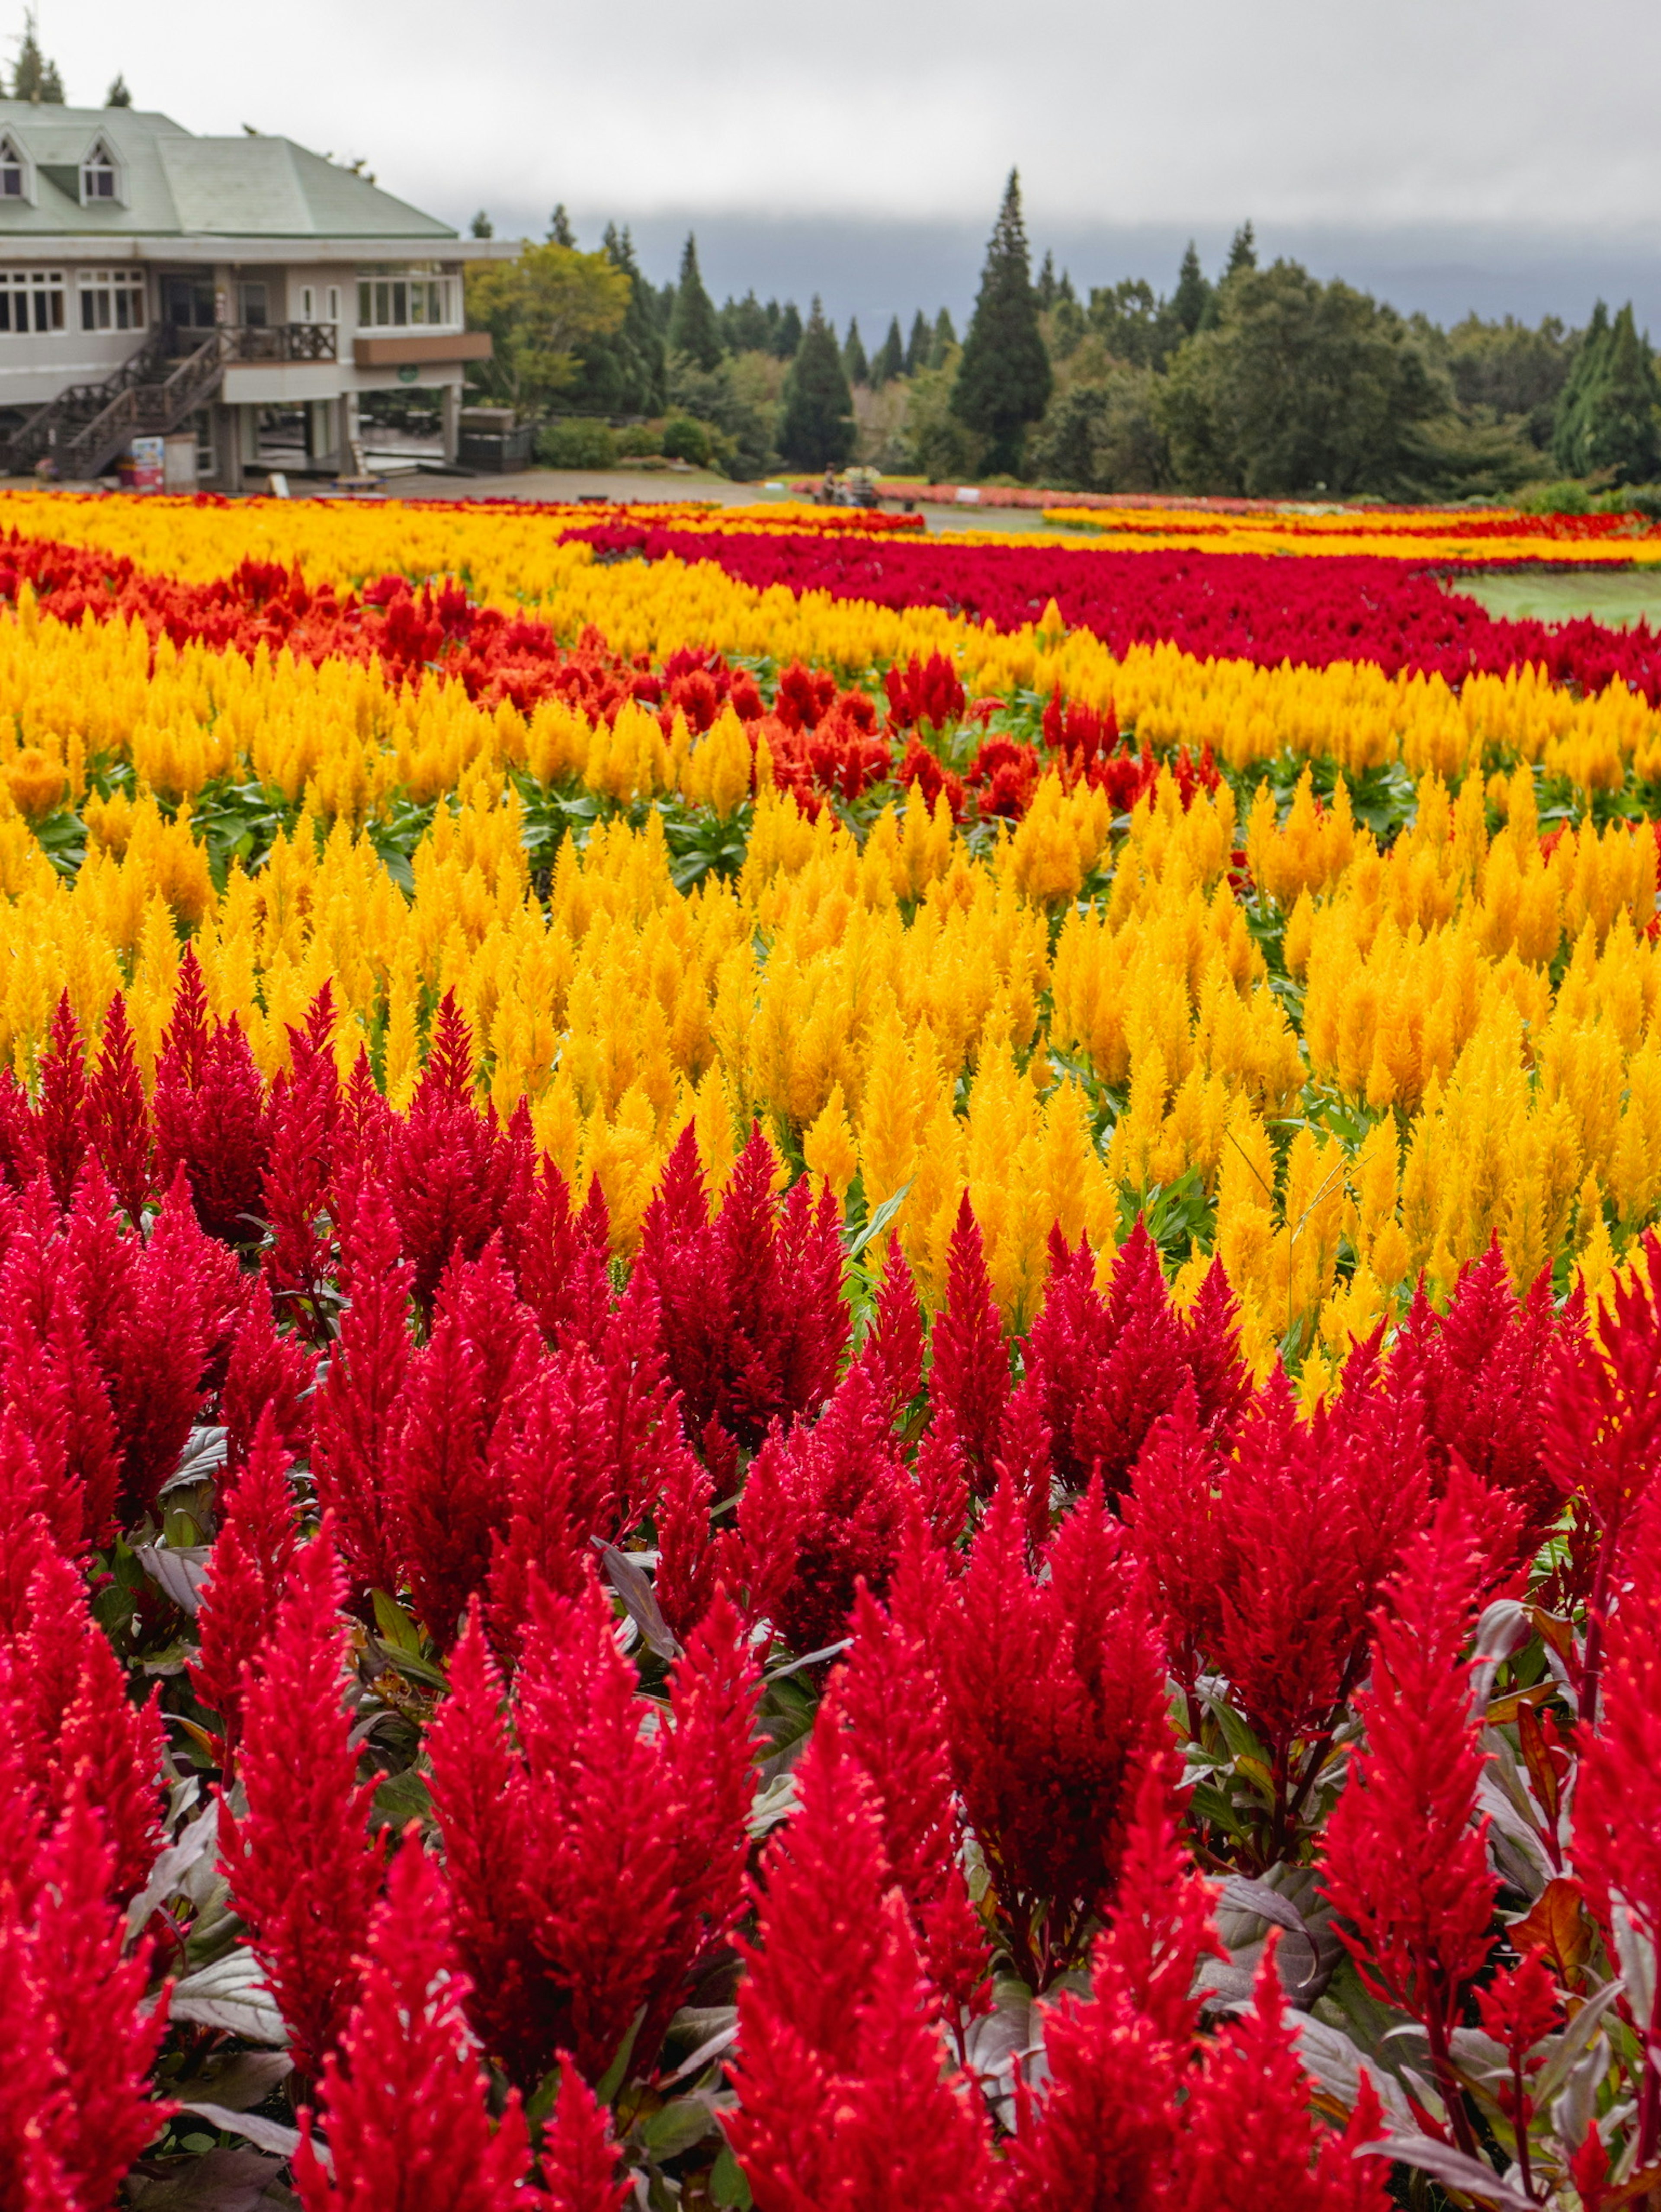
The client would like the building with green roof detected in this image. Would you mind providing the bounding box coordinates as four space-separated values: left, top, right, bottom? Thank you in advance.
0 99 505 486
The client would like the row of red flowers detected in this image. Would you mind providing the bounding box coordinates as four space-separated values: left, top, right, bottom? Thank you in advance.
1 973 1658 2206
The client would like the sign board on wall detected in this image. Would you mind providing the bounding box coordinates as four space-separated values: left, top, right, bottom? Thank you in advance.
123 436 164 493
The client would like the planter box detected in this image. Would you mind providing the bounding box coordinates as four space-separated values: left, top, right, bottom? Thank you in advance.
457 423 535 472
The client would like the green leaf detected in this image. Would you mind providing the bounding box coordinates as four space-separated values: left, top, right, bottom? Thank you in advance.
595 2004 646 2107
370 1588 423 1655
710 2145 753 2209
844 1179 911 1262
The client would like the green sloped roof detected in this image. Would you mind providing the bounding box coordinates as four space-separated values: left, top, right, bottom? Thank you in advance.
0 102 456 239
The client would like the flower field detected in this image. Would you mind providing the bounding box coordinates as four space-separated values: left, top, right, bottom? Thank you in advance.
8 487 1661 2210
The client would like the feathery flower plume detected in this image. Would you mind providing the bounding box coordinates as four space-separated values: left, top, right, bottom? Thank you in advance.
189 1407 299 1774
926 1193 1009 1492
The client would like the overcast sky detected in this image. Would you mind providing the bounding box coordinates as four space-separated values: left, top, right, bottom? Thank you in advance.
26 0 1661 330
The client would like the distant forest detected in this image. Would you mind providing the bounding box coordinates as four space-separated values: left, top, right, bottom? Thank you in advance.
469 181 1661 499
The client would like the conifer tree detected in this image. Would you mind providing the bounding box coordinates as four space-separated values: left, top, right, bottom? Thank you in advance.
1036 250 1058 312
567 223 666 415
1554 301 1661 481
778 298 855 468
904 310 932 376
12 12 63 102
929 307 958 368
774 301 803 359
1225 222 1258 276
870 315 904 387
106 73 132 107
667 235 724 372
469 211 494 239
842 317 869 387
547 204 576 246
951 170 1052 473
1172 241 1211 336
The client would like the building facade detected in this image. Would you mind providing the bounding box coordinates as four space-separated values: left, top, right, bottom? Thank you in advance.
0 101 503 486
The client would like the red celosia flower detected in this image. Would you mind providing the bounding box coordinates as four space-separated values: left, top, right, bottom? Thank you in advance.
153 988 274 1246
85 992 152 1228
485 1352 619 1650
652 1437 718 1642
0 1179 121 1552
189 1408 299 1775
29 993 91 1210
884 650 965 732
859 1241 926 1420
1122 1383 1227 1717
94 1168 243 1522
1540 1229 1661 1722
1023 1223 1201 1499
1010 1757 1221 2211
386 994 522 1313
540 2067 629 2212
638 1124 847 1453
219 1278 318 1472
292 1833 542 2212
1173 1943 1392 2212
429 1574 759 2088
1320 1503 1496 2151
926 1194 1009 1492
835 1574 991 2030
218 1528 388 2078
310 1179 414 1600
724 1721 999 2212
0 1787 173 2211
262 990 345 1334
393 1241 542 1647
919 1475 1172 1988
744 1362 915 1657
996 1371 1055 1553
506 1165 613 1353
1392 1239 1561 1554
0 1541 164 1900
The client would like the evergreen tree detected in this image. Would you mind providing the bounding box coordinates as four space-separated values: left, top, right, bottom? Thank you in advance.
565 223 667 416
951 170 1052 473
667 235 723 371
1172 241 1212 336
1554 301 1661 481
106 73 132 108
12 13 63 101
929 307 958 368
1036 250 1058 312
720 290 771 353
1225 222 1257 276
870 315 905 387
904 310 932 376
842 316 869 387
548 205 576 246
1057 268 1077 305
469 211 494 239
778 297 855 467
774 301 803 359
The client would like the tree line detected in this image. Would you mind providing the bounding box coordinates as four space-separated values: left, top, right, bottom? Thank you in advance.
468 178 1661 499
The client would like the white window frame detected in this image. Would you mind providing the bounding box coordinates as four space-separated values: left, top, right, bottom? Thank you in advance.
0 136 32 206
77 267 147 333
80 137 123 207
0 268 65 335
355 263 456 331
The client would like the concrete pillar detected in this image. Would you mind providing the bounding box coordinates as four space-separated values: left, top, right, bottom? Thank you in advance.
337 390 358 474
218 403 243 494
441 380 461 466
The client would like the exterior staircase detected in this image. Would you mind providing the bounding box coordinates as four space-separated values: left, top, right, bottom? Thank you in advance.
5 326 227 481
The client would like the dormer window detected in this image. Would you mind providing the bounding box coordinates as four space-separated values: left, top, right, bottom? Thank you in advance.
0 137 30 202
80 141 119 205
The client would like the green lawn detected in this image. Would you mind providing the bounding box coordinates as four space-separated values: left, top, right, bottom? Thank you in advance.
1450 568 1661 628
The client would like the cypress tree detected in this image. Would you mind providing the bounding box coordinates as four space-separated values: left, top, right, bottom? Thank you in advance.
548 204 576 246
106 72 132 107
667 235 724 372
1555 301 1661 481
951 170 1052 473
564 224 666 416
842 317 869 387
870 315 905 387
1036 250 1058 312
1225 222 1257 276
721 290 771 353
774 301 804 359
929 307 958 368
778 297 855 468
1172 241 1211 336
12 13 63 101
904 310 931 376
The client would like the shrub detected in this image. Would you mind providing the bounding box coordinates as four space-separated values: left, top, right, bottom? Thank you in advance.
537 419 618 470
661 416 712 467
